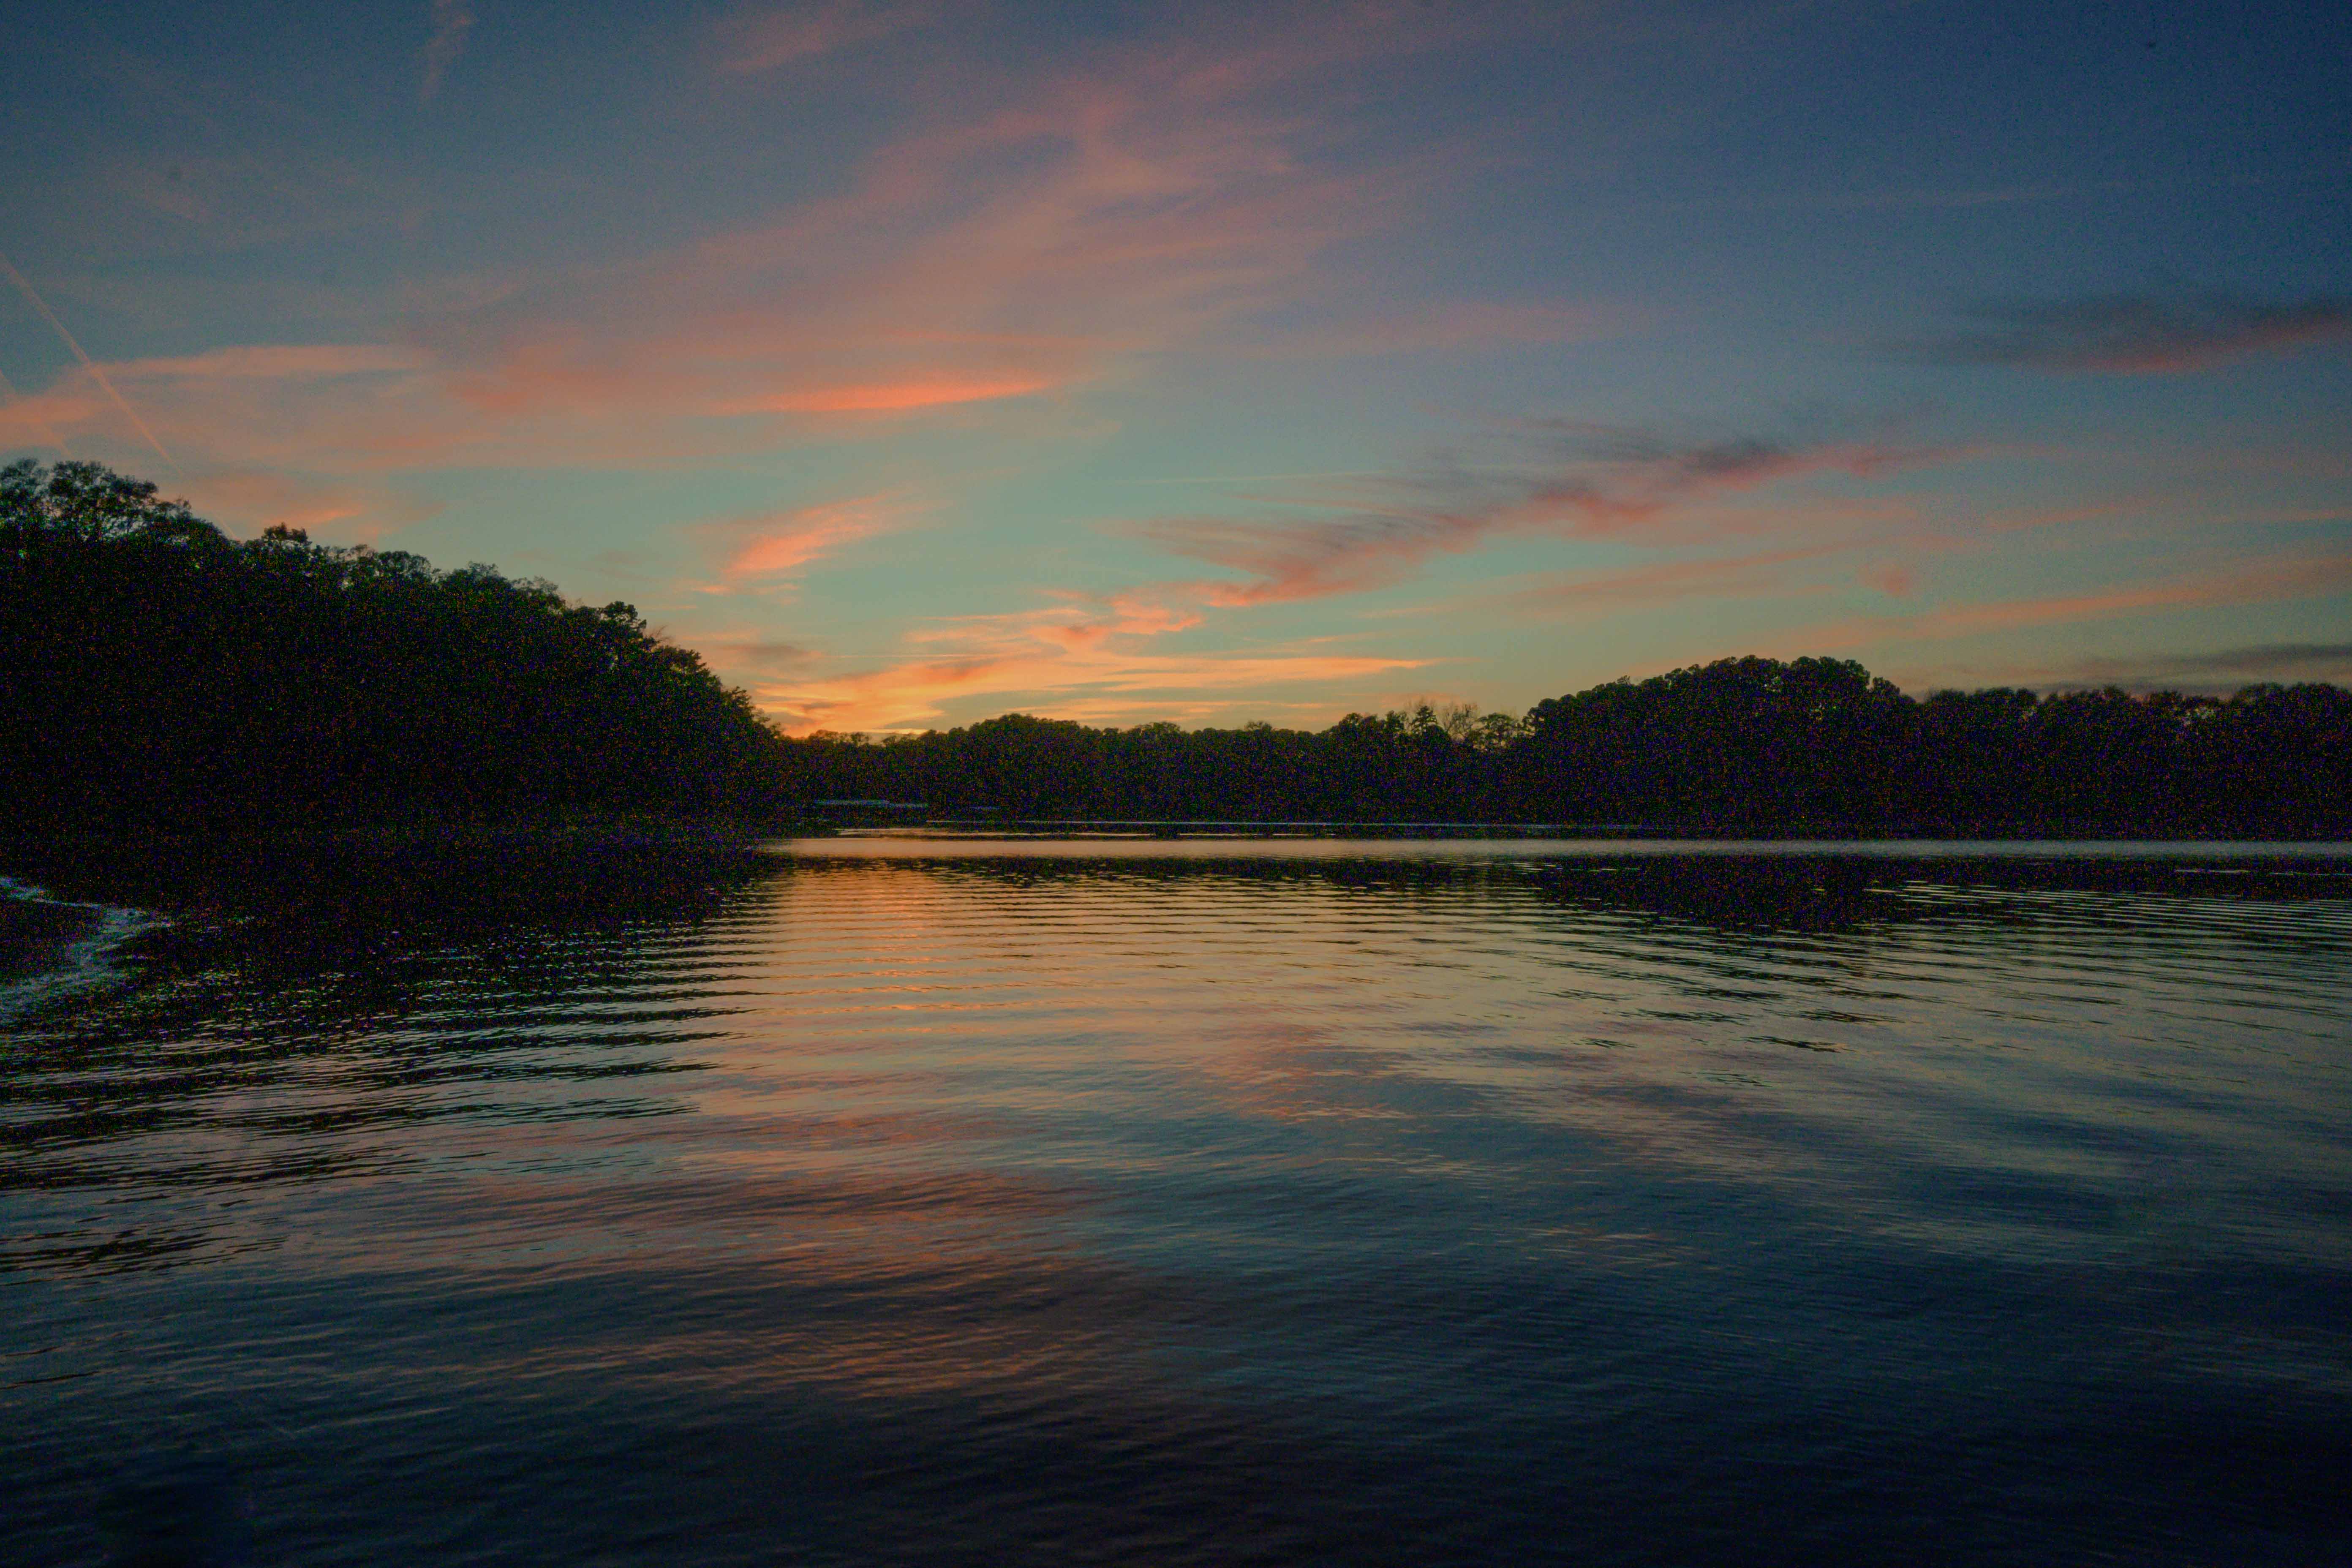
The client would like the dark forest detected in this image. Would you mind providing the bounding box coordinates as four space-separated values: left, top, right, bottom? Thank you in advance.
2 461 784 827
789 673 2350 833
5 462 2347 836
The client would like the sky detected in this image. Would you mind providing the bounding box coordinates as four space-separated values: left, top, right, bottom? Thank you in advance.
2 0 2348 733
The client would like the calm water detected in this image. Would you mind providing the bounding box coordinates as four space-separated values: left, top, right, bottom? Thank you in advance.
4 840 2350 1566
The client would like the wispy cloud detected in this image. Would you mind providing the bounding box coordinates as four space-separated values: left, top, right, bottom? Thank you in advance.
697 492 917 586
44 16 1438 482
4 9 1546 517
715 0 942 73
2052 641 2352 691
1901 291 2352 374
1130 424 1958 605
421 62 1391 427
714 372 1066 415
422 0 475 102
1783 551 2352 658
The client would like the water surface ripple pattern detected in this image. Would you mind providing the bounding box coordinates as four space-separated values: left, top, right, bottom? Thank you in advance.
3 841 2349 1565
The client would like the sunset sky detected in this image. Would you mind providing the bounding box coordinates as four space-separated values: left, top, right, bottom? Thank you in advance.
3 0 2347 732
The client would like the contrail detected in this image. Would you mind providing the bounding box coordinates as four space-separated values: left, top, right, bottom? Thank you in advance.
0 248 174 471
0 362 72 454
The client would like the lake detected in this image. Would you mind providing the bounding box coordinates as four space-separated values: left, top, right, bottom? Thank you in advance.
4 839 2350 1566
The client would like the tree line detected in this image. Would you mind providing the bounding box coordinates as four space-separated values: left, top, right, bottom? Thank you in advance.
5 462 2344 834
788 660 2349 834
2 461 782 828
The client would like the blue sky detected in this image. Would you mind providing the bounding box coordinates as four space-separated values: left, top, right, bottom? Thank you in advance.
3 0 2347 730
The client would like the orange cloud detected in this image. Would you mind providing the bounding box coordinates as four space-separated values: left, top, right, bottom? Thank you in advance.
901 591 1208 656
720 372 1064 414
759 645 1429 734
699 492 917 585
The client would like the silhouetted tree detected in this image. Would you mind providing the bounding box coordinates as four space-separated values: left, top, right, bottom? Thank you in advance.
1 461 784 828
780 655 2346 834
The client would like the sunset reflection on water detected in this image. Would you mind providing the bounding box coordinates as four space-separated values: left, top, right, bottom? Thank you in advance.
5 842 2349 1565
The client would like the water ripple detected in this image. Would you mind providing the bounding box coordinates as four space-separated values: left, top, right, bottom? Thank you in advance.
3 843 2349 1564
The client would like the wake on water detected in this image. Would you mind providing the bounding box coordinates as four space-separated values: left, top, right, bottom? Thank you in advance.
0 875 156 1022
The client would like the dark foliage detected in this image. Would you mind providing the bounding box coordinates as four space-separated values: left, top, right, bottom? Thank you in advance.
789 656 2351 834
783 705 1526 823
2 461 784 828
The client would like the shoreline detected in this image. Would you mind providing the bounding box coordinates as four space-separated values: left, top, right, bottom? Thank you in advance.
6 815 2344 911
0 816 790 926
845 818 2352 842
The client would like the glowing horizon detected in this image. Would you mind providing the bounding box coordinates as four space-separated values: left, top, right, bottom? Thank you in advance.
2 1 2346 735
